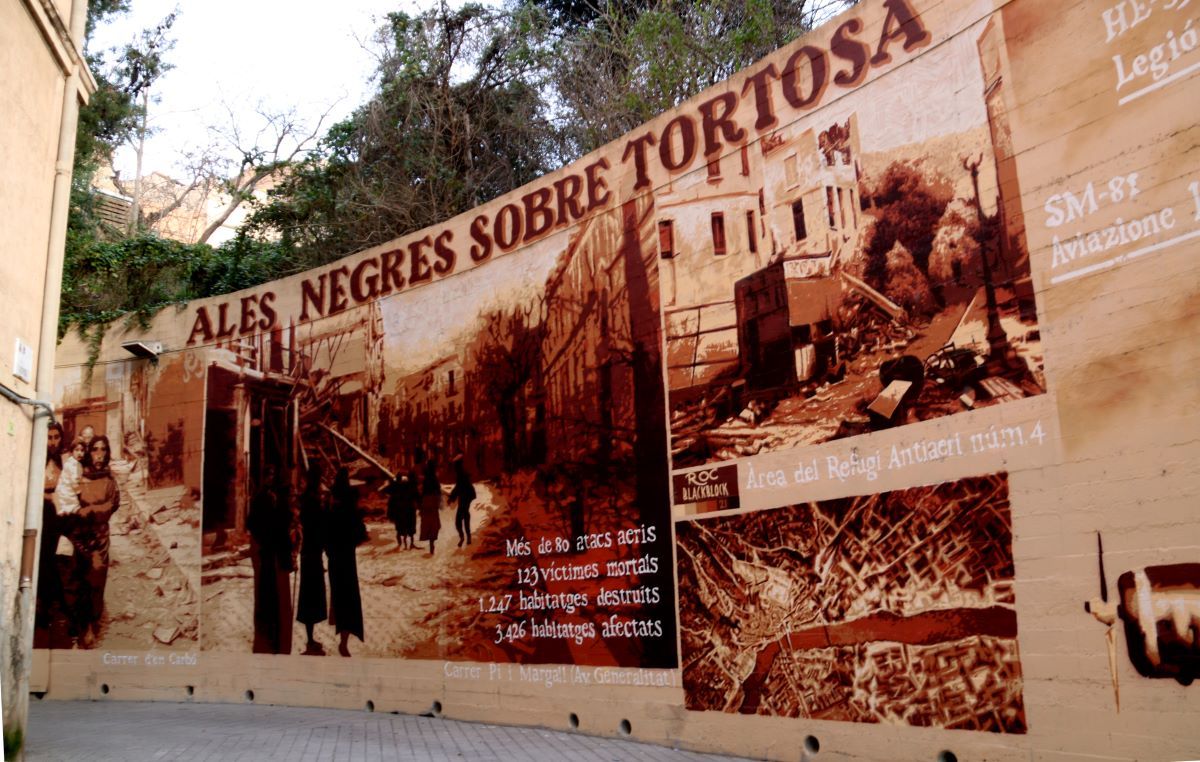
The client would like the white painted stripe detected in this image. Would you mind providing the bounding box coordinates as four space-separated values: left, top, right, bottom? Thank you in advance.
1049 226 1200 285
1118 59 1200 107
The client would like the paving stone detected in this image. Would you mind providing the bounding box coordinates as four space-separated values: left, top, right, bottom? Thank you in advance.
25 699 755 761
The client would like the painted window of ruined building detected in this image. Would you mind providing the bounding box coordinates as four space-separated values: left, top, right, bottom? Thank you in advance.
792 199 807 242
658 220 675 259
711 213 727 255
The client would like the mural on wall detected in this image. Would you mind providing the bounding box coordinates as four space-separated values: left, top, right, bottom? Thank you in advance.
676 473 1025 733
1085 533 1200 710
27 0 1200 755
666 12 1043 469
37 0 964 669
184 199 676 666
35 356 202 650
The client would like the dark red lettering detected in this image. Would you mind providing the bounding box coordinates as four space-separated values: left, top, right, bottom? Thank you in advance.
187 307 214 346
257 292 277 330
832 18 871 87
328 266 351 314
300 275 326 321
239 295 259 334
781 46 828 110
469 215 492 262
554 174 586 226
872 0 932 65
379 249 405 295
522 187 555 242
741 64 780 131
433 230 455 275
216 302 236 339
408 236 433 284
585 158 611 211
699 92 745 158
351 258 380 302
659 116 697 172
494 204 522 251
621 133 657 191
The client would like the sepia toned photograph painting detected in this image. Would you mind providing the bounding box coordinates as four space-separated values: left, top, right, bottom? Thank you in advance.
19 0 1200 756
35 357 201 652
193 201 677 666
675 472 1025 732
665 14 1044 469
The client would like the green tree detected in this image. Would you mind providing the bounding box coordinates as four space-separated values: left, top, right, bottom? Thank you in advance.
69 0 141 244
63 0 861 336
246 2 561 266
113 10 178 232
62 5 182 337
547 0 855 154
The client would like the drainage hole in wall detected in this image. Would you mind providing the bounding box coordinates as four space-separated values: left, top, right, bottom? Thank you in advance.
186 685 195 697
569 713 580 729
804 735 820 754
245 690 255 702
619 719 632 736
365 700 375 713
100 683 110 695
938 751 958 762
419 700 443 718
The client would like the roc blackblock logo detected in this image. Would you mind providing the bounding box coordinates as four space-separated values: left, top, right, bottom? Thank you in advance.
673 465 740 512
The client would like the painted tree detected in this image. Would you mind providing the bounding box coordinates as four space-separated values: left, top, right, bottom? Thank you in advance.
467 303 546 472
928 199 982 287
863 160 953 294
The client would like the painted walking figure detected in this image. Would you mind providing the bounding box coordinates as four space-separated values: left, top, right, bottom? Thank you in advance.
296 462 328 655
247 465 294 654
384 470 418 551
417 449 442 555
449 455 476 547
328 467 365 657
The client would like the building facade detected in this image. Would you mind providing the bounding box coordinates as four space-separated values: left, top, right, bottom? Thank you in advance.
1 0 94 753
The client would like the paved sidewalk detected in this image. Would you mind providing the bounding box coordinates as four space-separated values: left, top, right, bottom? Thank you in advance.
24 699 754 761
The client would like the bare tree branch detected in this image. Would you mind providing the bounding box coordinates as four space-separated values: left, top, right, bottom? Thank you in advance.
197 100 337 244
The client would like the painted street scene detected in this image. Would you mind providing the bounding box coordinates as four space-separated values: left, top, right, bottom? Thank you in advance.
665 18 1044 468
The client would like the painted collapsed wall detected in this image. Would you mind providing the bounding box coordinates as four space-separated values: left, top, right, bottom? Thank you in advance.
34 0 1200 758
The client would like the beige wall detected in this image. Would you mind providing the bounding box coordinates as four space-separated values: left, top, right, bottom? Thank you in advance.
1 0 91 752
33 0 1200 760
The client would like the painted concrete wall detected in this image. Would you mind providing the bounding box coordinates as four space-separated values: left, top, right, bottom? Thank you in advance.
32 0 1200 759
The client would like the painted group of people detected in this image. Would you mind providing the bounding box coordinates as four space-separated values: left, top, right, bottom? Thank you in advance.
249 462 366 657
384 449 477 555
246 448 478 657
37 422 121 648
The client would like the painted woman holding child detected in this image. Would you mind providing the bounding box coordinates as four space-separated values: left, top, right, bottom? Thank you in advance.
56 432 121 648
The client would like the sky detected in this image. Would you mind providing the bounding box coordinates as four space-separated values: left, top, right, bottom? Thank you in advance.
90 0 432 179
92 0 853 182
